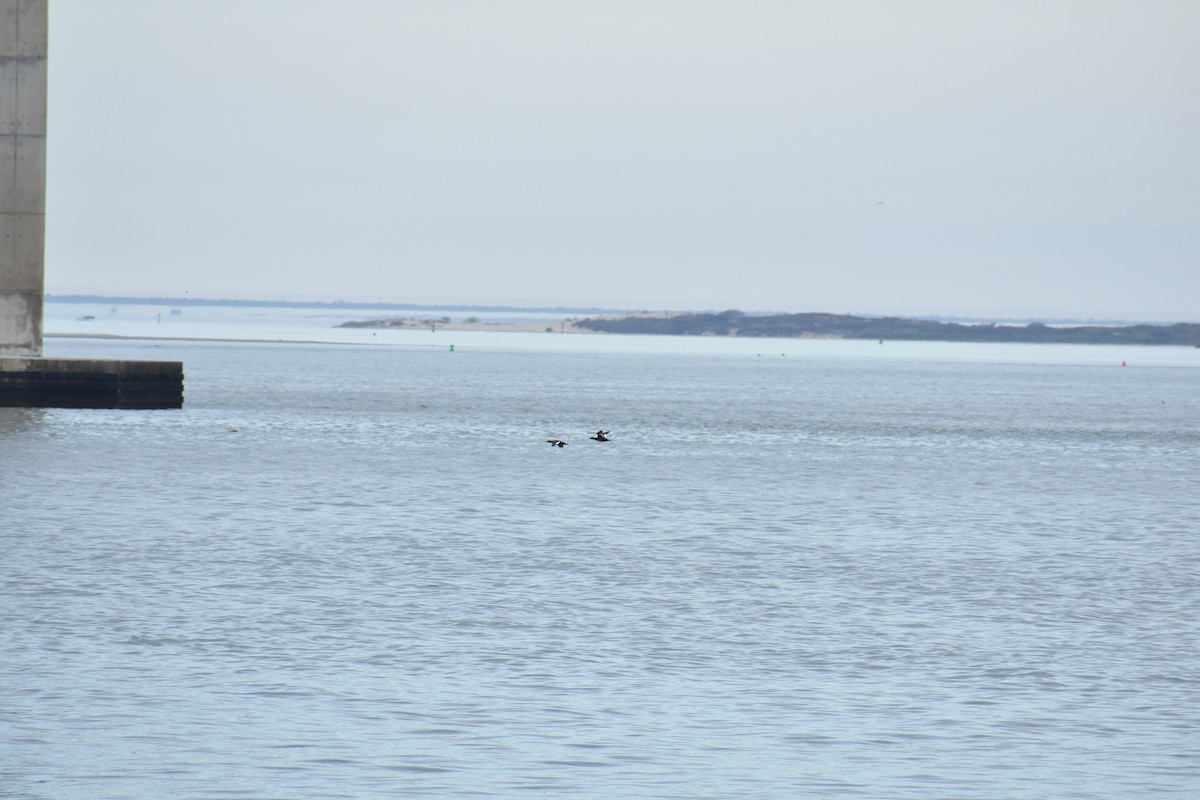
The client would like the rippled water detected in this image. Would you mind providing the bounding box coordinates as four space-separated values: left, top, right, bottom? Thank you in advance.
3 333 1199 798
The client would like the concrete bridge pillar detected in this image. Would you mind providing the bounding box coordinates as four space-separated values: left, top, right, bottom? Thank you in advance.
0 0 46 357
0 1 184 407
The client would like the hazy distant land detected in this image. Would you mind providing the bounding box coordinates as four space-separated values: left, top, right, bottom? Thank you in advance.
47 296 1200 345
342 309 1200 346
571 310 1200 346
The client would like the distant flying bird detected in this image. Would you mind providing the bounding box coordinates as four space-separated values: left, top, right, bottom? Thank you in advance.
590 430 610 442
547 439 568 447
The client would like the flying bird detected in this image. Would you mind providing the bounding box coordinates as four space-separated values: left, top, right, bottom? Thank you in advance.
590 430 610 442
547 439 568 447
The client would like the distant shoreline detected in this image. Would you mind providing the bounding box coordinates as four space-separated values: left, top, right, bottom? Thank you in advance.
46 294 629 317
45 332 372 345
339 319 588 334
339 311 1200 346
46 295 1191 328
44 319 593 346
47 297 1200 346
569 311 1200 346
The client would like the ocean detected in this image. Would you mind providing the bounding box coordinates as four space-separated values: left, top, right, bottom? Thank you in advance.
3 303 1198 798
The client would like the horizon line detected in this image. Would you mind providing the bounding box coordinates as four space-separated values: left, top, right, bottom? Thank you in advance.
43 294 1191 327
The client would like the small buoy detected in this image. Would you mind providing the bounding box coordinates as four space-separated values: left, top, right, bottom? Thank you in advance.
1121 360 1126 366
449 344 455 352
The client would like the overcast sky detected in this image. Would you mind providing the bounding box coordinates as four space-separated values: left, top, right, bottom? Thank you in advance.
44 1 1199 320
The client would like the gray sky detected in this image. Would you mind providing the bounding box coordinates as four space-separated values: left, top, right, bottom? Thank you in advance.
44 1 1199 320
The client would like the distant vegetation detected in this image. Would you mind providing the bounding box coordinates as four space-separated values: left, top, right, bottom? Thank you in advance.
574 310 1200 346
47 296 1199 346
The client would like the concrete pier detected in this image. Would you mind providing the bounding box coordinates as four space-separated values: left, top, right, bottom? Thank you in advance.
0 1 183 408
0 356 184 408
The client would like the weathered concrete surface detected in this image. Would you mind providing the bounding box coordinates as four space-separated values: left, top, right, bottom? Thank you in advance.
0 2 185 407
0 0 47 357
0 357 184 408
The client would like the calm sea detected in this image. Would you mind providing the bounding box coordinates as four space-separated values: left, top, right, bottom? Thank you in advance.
3 305 1199 798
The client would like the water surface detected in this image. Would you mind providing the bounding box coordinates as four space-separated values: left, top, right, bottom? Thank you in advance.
3 331 1198 798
